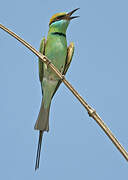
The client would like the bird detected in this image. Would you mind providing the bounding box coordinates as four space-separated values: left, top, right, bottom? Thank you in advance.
34 8 79 170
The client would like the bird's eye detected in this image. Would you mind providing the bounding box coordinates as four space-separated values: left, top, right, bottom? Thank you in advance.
58 15 65 19
49 15 66 26
56 15 65 21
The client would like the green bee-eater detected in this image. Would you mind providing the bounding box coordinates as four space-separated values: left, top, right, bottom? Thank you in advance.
34 8 79 170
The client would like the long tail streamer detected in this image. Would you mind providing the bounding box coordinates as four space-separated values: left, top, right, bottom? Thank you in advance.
35 131 43 170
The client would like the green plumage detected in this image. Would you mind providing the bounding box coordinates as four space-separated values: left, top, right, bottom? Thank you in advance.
35 21 74 131
34 9 78 170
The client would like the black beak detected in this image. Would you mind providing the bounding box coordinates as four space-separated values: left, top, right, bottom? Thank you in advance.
67 8 80 20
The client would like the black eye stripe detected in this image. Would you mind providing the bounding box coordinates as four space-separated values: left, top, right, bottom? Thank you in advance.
49 15 66 26
55 15 66 21
57 15 65 19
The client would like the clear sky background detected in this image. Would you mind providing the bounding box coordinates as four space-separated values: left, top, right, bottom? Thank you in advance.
0 0 128 179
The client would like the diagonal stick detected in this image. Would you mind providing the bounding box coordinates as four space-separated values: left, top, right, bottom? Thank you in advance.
0 23 128 161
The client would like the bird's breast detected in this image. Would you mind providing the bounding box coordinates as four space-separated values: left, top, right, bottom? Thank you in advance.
45 35 67 72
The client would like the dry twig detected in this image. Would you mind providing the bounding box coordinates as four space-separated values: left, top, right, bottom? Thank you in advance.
0 23 128 161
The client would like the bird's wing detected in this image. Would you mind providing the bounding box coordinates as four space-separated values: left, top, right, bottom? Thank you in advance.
39 37 46 83
63 42 74 75
52 42 74 98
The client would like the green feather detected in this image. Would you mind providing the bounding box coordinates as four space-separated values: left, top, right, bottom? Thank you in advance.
38 37 45 83
35 17 75 171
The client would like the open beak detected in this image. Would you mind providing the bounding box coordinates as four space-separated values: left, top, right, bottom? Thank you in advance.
67 8 80 20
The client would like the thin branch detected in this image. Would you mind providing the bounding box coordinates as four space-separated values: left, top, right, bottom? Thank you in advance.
0 23 128 161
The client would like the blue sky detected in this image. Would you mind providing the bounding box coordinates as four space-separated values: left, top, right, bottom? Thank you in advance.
0 0 128 179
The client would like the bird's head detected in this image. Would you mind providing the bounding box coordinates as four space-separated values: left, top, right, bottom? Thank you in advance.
49 8 79 34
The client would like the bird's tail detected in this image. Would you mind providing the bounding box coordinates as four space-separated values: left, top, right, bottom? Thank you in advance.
34 98 50 131
34 99 51 170
35 130 43 170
